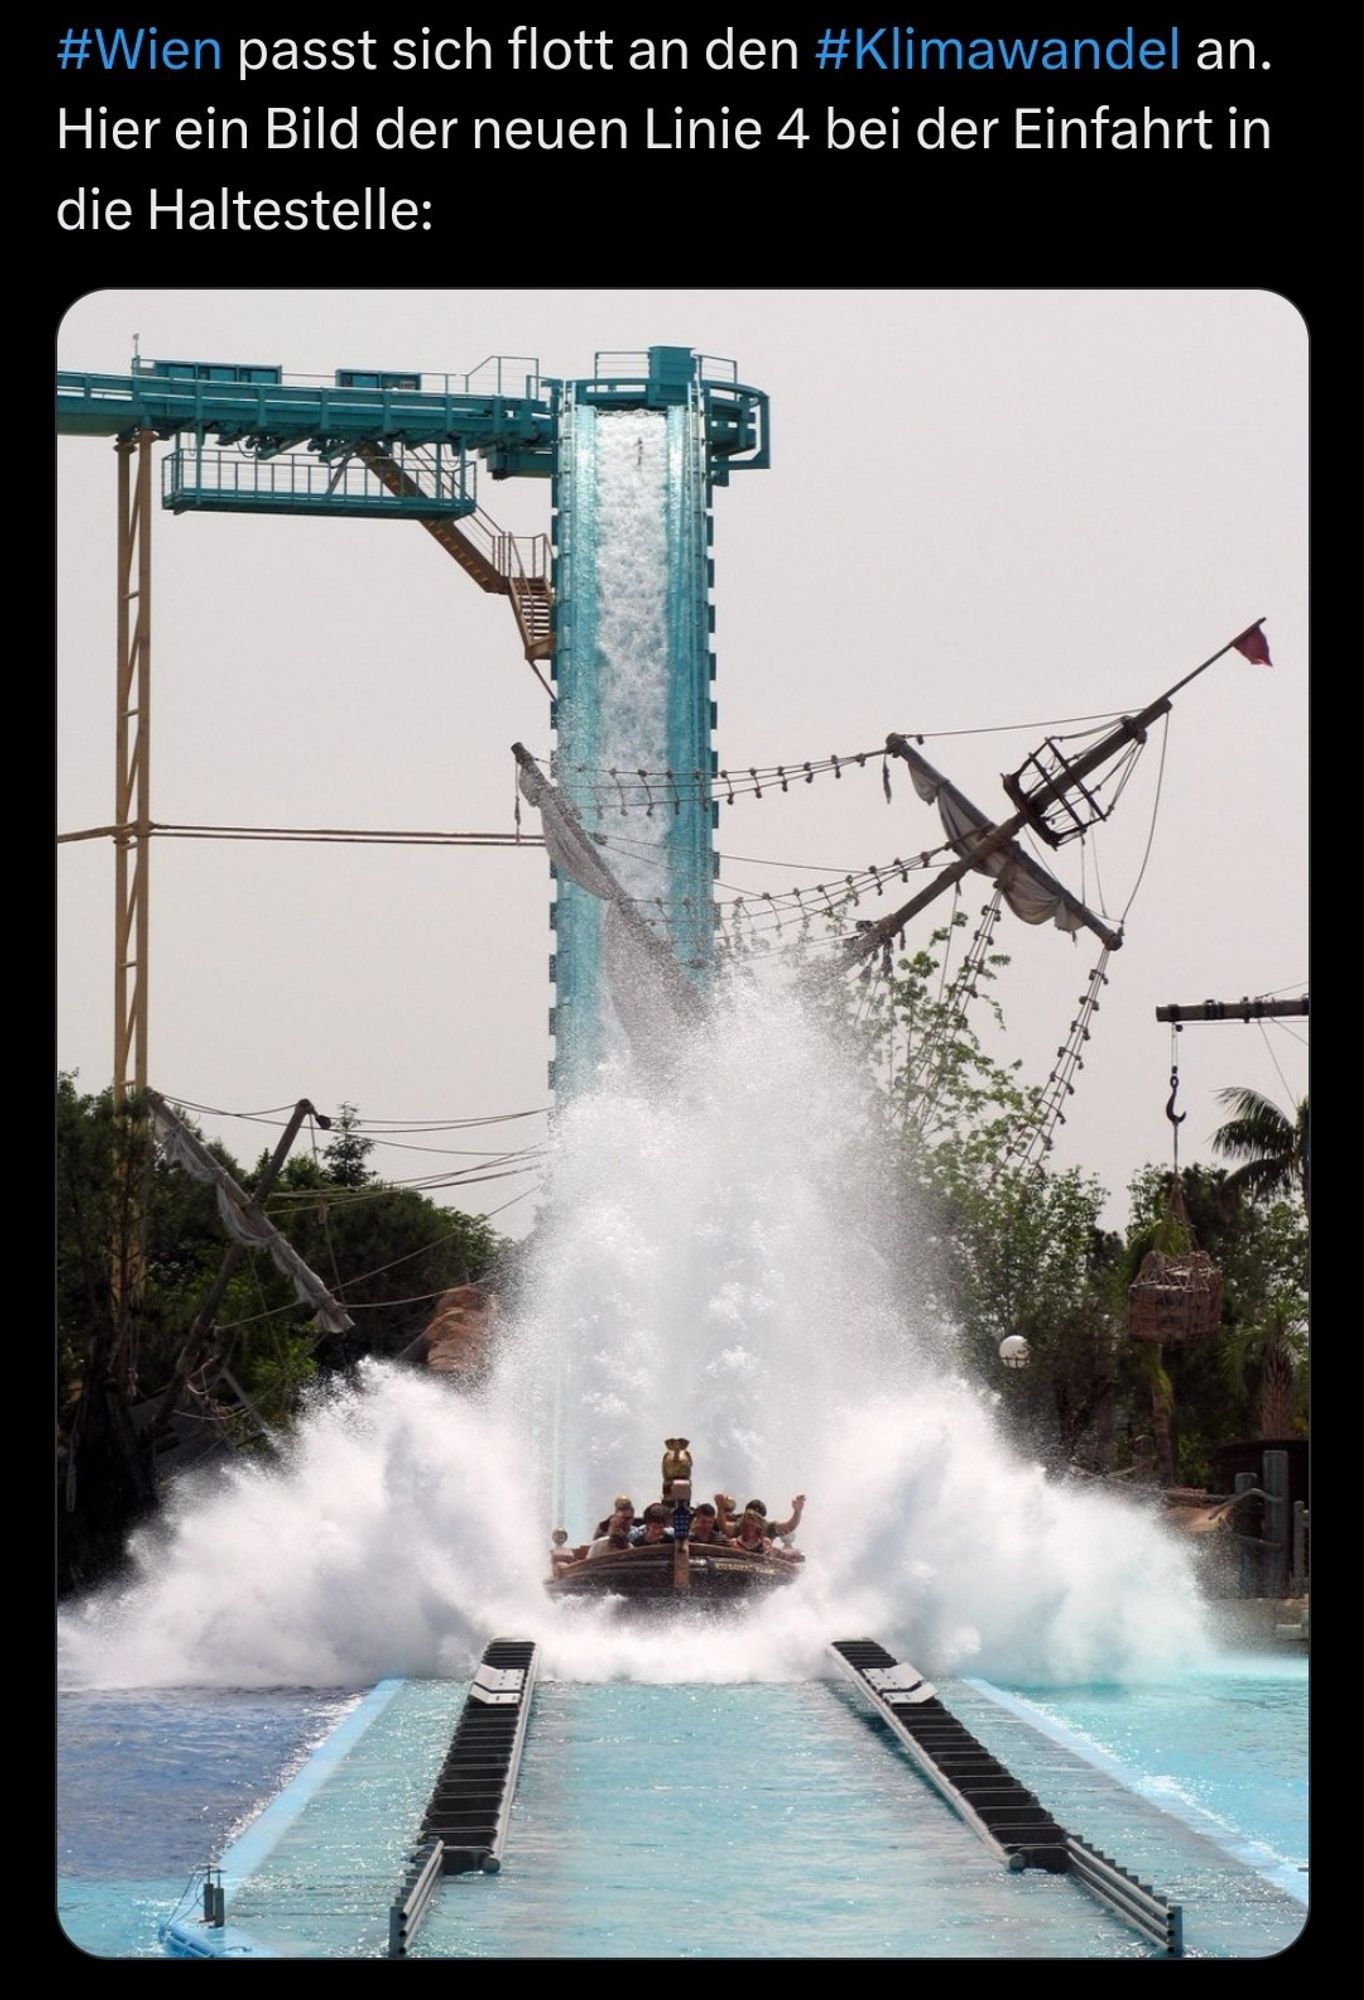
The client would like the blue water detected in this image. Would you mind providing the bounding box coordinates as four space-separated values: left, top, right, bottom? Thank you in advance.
414 1680 1141 1958
57 1688 353 1957
57 1664 1306 1959
963 1657 1308 1892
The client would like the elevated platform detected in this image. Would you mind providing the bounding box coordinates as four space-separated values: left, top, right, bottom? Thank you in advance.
162 442 477 520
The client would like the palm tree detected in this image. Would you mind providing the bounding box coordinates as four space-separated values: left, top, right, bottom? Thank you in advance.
1212 1089 1309 1220
1231 1295 1303 1440
1212 1089 1308 1441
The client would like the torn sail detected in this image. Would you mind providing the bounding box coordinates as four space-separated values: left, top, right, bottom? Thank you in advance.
512 742 704 1061
896 740 1097 936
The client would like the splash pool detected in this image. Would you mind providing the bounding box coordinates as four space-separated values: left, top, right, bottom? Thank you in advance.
58 1655 1305 1959
54 1016 1307 1962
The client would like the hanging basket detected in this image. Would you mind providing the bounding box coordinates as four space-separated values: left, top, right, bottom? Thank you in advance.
1127 1246 1223 1342
1126 1178 1223 1343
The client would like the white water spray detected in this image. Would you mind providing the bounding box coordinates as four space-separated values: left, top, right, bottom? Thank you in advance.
60 982 1211 1691
60 407 1212 1692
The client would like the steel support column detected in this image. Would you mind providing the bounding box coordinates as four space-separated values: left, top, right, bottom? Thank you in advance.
110 432 153 1386
114 432 153 1105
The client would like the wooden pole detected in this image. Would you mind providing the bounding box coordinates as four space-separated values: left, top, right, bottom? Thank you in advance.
1155 998 1308 1023
849 740 1124 960
150 1096 322 1438
1263 1449 1289 1599
848 622 1266 967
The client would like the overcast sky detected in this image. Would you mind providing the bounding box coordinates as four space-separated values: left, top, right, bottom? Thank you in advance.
57 290 1307 1233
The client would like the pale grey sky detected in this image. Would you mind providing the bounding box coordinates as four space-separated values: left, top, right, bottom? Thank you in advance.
57 290 1307 1232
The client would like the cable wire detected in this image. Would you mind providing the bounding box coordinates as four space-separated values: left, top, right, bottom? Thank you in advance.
1119 710 1171 922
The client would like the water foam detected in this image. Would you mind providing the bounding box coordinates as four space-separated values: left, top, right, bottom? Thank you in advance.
60 397 1212 1692
60 982 1211 1691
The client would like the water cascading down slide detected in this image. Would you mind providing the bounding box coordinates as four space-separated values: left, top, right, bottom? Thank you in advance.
549 351 716 1095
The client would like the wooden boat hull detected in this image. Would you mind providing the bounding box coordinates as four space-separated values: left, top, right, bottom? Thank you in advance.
547 1543 800 1606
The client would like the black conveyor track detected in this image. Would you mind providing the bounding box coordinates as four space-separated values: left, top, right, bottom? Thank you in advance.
388 1638 538 1958
420 1639 537 1871
831 1639 1070 1870
829 1639 1182 1954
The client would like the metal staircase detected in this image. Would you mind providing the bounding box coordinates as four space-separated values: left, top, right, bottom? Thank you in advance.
506 560 554 663
357 444 553 663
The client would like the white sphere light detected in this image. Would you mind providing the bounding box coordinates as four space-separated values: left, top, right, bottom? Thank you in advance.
999 1334 1031 1370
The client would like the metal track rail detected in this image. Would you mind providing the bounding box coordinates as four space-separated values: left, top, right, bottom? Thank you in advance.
829 1639 1183 1955
387 1638 538 1958
1067 1835 1183 1956
387 1838 446 1961
830 1639 1069 1869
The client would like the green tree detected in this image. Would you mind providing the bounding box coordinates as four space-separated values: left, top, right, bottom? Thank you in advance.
57 1075 248 1409
57 1078 506 1590
923 1153 1123 1465
57 1075 254 1589
226 1107 503 1399
1208 1087 1309 1443
321 1101 375 1189
1122 1165 1308 1479
1212 1088 1309 1219
844 912 1124 1466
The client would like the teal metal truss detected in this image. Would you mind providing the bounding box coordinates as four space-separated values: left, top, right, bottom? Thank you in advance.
56 344 769 1101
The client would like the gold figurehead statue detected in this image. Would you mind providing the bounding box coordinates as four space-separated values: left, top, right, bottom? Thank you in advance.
661 1438 693 1499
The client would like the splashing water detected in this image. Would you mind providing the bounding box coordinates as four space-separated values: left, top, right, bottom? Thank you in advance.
60 402 1212 1693
60 981 1211 1692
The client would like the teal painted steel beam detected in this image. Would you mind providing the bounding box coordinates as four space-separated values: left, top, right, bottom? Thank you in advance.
57 370 557 455
56 365 766 470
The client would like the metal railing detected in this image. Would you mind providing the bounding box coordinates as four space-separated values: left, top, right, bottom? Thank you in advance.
1067 1836 1183 1956
387 1839 444 1959
451 502 548 586
163 444 476 513
455 354 542 398
128 353 544 399
494 526 551 587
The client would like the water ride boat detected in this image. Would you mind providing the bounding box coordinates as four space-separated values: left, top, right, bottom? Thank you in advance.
547 1538 801 1604
545 1439 803 1606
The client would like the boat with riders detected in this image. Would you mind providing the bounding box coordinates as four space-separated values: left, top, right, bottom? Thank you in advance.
545 1439 804 1606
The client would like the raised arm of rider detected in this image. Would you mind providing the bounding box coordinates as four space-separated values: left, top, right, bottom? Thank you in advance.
769 1494 807 1538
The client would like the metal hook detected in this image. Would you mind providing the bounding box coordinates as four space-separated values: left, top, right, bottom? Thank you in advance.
1165 1067 1186 1128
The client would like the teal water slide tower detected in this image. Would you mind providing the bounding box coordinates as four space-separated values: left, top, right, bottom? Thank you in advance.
56 341 768 1107
547 349 769 1094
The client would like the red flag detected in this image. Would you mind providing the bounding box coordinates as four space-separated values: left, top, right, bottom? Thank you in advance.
1233 623 1273 666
